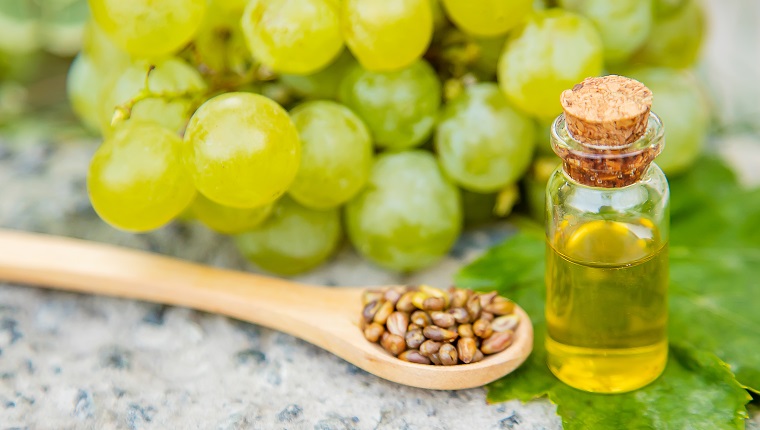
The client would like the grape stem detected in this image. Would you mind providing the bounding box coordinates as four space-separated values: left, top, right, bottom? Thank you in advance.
110 65 206 127
184 42 275 92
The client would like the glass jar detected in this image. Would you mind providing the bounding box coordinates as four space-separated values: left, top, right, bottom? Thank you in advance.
545 112 669 393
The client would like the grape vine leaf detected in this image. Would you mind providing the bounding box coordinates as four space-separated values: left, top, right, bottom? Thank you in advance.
455 157 757 428
550 344 750 430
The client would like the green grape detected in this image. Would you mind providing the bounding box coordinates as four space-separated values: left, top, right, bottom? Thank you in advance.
193 2 251 76
472 36 506 79
441 0 533 37
497 9 603 119
82 19 131 72
99 57 207 135
652 0 688 18
0 0 39 54
429 0 447 32
88 0 206 58
0 50 39 83
341 0 433 72
241 0 343 74
214 0 248 13
190 193 273 235
338 60 441 150
235 197 342 275
436 83 535 192
345 151 462 271
280 50 356 100
628 68 709 175
67 54 105 132
524 156 561 221
183 92 301 208
559 0 652 64
288 101 373 210
87 122 195 232
39 0 89 56
631 0 704 69
461 189 498 227
533 116 556 156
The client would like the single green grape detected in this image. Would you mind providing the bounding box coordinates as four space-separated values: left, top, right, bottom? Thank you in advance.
193 2 251 77
67 54 104 132
0 0 39 54
39 0 90 57
99 57 207 135
441 0 533 37
88 0 206 58
497 9 603 119
559 0 652 64
628 68 709 175
82 19 131 72
631 0 704 69
87 122 195 232
341 0 433 72
235 196 342 275
461 189 498 227
190 193 273 235
241 0 343 74
652 0 689 18
183 92 301 208
338 60 441 150
472 36 507 79
288 101 373 210
436 83 535 193
214 0 248 13
345 151 462 272
280 50 356 100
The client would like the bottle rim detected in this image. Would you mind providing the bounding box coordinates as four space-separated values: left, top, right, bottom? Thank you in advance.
551 112 664 160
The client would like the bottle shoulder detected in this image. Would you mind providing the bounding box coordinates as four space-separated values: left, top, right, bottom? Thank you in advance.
547 163 669 215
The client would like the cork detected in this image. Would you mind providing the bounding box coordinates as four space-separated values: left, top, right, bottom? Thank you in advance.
560 75 652 146
554 75 661 188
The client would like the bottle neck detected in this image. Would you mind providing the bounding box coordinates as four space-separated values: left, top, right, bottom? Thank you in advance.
551 113 664 188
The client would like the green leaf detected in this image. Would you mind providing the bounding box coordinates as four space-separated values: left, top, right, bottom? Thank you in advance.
670 188 760 248
456 232 752 427
485 319 556 402
669 247 760 392
550 344 750 430
669 156 738 221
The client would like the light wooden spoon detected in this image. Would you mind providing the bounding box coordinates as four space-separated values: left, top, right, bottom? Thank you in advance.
0 229 533 390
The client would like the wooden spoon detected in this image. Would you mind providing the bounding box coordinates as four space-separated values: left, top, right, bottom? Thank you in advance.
0 229 533 390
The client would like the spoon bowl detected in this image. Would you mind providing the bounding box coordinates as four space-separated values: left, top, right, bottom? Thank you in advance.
0 229 533 390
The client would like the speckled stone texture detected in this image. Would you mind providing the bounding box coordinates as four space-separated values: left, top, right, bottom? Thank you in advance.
0 136 563 429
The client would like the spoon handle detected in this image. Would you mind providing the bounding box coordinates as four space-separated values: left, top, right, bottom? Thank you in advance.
0 229 351 334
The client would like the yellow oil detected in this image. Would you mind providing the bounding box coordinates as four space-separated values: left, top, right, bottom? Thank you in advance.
546 219 668 393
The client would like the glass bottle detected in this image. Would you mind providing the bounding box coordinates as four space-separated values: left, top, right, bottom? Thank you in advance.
545 76 669 393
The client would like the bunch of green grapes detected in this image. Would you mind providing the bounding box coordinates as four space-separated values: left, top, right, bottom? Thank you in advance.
70 0 708 275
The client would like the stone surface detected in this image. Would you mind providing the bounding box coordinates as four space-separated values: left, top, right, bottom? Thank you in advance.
0 136 561 429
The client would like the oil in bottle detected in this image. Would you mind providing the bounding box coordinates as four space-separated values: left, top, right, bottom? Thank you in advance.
546 219 668 392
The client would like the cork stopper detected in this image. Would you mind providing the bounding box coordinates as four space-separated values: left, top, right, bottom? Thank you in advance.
552 75 662 188
561 75 652 146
